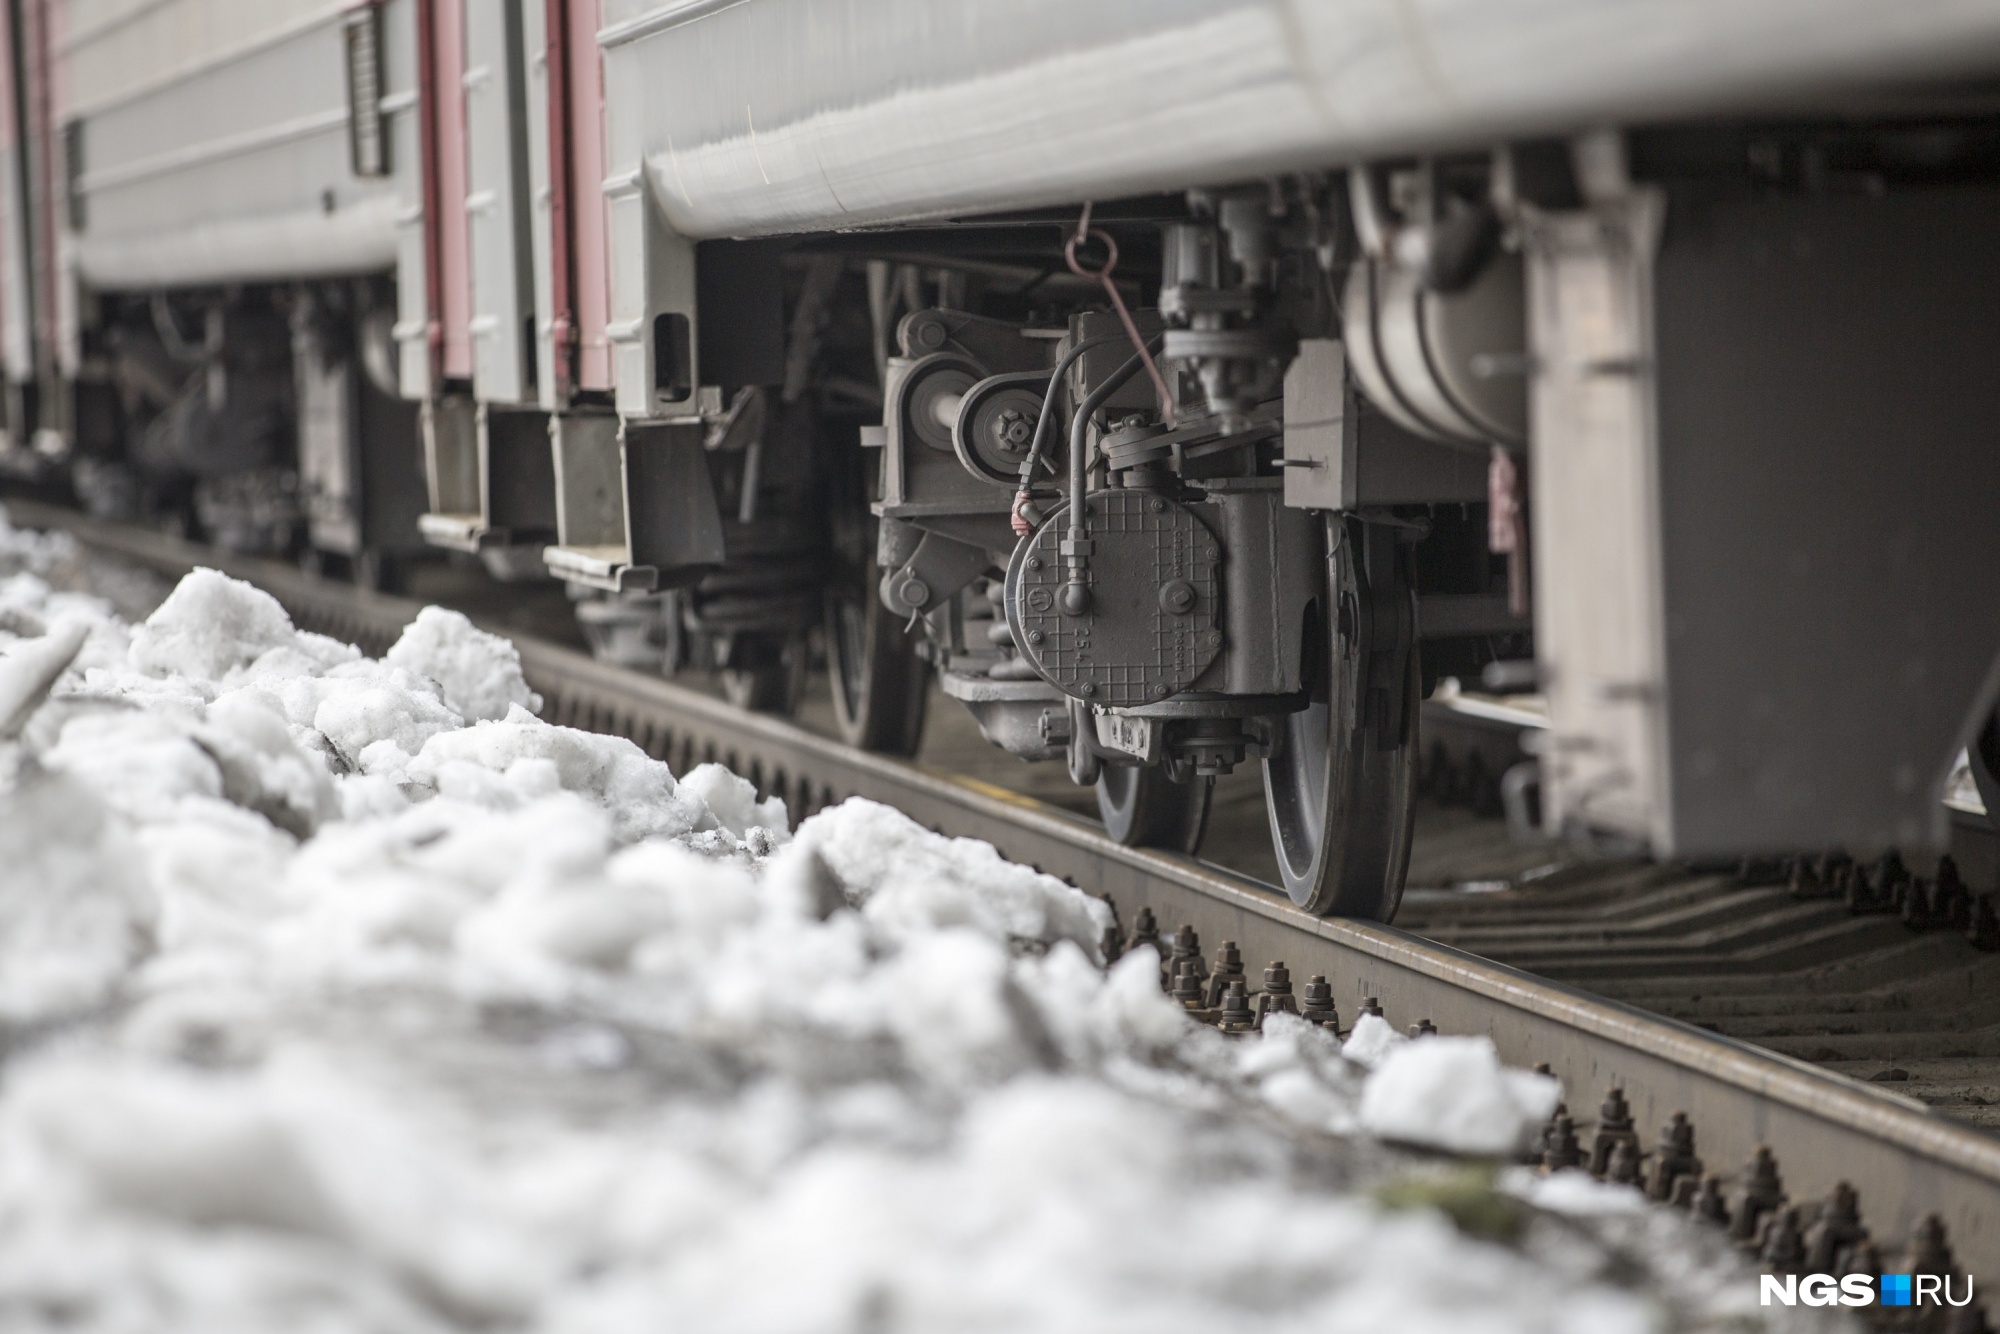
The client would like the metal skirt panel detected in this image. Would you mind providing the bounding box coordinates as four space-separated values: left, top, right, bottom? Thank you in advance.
599 0 2000 239
73 195 401 290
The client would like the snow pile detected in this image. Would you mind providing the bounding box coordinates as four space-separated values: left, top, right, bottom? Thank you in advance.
1339 1010 1407 1068
0 768 152 1023
385 603 543 722
125 565 307 679
2 563 760 1025
1361 1037 1563 1156
793 796 1107 949
0 505 78 581
0 529 1793 1331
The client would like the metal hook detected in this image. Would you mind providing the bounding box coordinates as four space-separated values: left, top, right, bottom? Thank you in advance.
1065 219 1176 427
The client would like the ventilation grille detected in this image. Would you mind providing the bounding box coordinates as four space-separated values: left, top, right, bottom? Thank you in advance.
345 6 389 179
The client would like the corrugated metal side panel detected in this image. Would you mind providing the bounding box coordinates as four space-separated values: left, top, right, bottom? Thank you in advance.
568 0 608 393
392 0 435 397
59 0 340 118
76 18 375 239
595 0 2000 240
522 0 562 409
57 0 413 293
525 0 611 404
432 0 471 381
463 0 533 404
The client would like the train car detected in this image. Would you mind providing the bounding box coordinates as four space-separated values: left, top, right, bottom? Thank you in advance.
25 0 429 580
404 0 556 579
394 0 825 709
11 0 2000 922
578 0 2000 917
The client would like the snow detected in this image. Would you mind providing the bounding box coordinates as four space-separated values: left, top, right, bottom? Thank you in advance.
792 796 1110 951
678 762 788 840
0 769 152 1023
1360 1036 1563 1156
1338 1010 1406 1068
384 604 543 722
127 567 319 681
0 509 1807 1332
0 620 86 736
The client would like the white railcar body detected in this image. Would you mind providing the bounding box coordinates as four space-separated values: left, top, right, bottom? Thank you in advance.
60 0 419 291
600 0 2000 239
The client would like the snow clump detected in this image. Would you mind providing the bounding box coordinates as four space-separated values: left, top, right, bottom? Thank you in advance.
1360 1035 1563 1156
384 603 542 721
0 520 1796 1332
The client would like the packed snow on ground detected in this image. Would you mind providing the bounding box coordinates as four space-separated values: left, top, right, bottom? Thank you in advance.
0 512 1823 1332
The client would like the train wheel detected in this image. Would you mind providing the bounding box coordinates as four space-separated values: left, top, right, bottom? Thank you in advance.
1264 519 1419 920
1969 712 2000 832
1097 764 1213 854
825 581 928 753
721 632 808 714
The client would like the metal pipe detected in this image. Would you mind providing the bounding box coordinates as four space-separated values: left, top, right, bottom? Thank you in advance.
1015 334 1120 491
1011 333 1120 538
1063 336 1162 613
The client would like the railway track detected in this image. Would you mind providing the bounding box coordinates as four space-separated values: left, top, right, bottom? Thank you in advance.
18 495 2000 1308
1414 704 2000 1129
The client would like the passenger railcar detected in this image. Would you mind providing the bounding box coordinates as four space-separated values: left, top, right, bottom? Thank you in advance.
8 0 2000 920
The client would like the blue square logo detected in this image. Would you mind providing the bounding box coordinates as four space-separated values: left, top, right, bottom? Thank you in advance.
1880 1274 1913 1307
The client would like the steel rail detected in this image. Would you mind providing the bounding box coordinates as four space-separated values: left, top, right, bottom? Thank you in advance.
17 495 2000 1290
